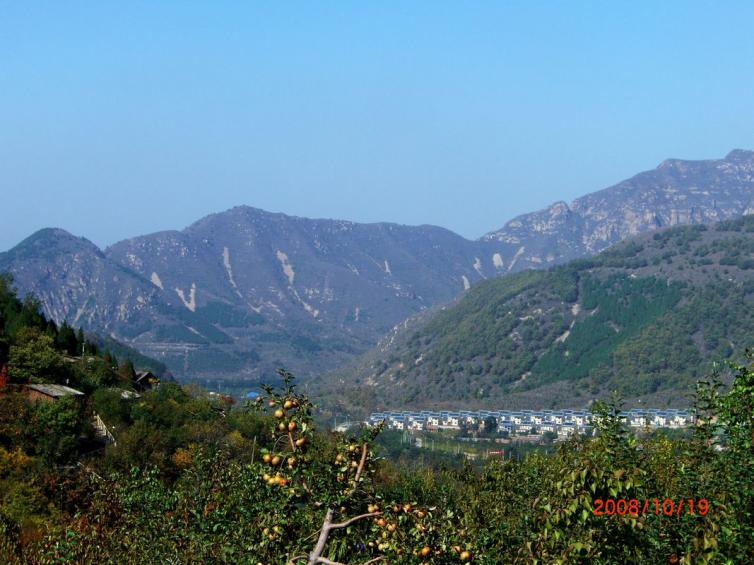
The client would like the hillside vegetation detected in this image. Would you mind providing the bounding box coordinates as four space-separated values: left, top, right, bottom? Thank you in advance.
1 276 753 563
316 216 754 413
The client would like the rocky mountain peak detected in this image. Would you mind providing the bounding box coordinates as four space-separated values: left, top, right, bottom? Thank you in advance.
656 158 689 171
483 149 754 263
5 228 103 258
725 148 754 163
548 201 571 216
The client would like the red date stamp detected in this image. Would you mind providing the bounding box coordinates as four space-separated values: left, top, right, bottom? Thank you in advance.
593 498 710 517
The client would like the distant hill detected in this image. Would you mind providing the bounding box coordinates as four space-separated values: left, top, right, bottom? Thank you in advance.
313 216 754 414
482 149 754 268
2 150 754 381
1 213 485 381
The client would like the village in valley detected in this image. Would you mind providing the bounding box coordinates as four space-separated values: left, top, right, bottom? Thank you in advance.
365 407 694 443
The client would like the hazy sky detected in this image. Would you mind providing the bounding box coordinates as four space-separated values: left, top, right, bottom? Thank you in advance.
2 2 754 251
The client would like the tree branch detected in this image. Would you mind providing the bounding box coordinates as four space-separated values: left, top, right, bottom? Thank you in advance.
305 444 373 564
307 508 334 565
348 443 368 496
289 431 297 452
329 511 382 530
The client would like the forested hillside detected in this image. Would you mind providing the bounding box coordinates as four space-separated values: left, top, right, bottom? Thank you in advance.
0 274 168 536
316 216 754 413
0 274 165 386
1 275 753 563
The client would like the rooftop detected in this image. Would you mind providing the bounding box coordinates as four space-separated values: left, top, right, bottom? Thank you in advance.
26 383 84 398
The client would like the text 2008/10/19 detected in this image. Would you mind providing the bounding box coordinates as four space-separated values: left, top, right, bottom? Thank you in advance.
593 498 710 517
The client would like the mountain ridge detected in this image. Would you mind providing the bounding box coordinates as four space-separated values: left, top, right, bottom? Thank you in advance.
314 215 754 415
482 149 754 267
2 149 753 381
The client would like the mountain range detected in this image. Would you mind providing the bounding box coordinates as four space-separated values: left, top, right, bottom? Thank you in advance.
1 149 753 384
314 215 754 413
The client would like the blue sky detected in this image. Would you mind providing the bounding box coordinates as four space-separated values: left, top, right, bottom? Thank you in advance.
2 1 754 251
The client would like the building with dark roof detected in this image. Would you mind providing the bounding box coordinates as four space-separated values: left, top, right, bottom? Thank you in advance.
134 371 160 391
